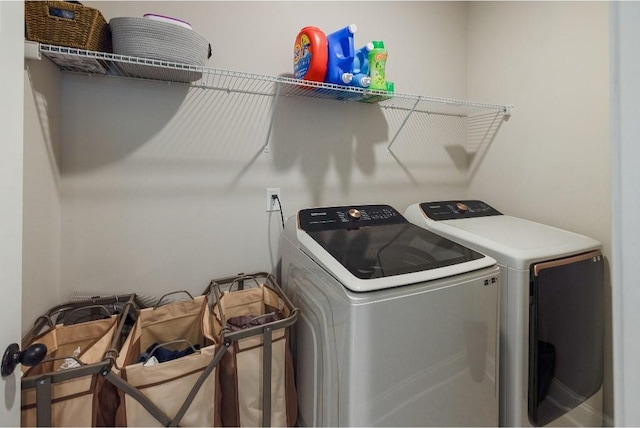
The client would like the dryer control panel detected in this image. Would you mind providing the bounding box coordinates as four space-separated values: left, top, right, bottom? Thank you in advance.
420 200 502 221
299 204 406 232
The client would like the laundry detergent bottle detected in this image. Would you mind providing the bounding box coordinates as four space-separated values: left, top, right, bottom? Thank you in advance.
368 40 388 90
325 24 357 85
294 26 328 82
349 42 373 88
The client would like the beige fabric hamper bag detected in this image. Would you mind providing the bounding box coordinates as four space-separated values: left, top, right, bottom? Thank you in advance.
113 294 222 427
210 274 298 427
21 315 119 427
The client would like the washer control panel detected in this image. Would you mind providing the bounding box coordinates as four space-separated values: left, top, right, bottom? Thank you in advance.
299 204 406 232
419 200 502 221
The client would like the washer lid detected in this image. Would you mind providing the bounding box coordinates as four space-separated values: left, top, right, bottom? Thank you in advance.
296 205 496 292
404 202 601 269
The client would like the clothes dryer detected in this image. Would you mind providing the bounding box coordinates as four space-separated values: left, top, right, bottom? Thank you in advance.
279 204 501 426
404 200 604 427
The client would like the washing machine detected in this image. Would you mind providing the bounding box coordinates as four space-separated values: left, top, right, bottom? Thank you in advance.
279 204 501 427
404 200 604 427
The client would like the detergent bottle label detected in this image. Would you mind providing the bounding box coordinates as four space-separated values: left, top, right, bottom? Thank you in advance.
368 41 388 90
294 33 312 79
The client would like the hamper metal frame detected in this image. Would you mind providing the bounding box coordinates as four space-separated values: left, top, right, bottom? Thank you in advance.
204 272 299 428
22 273 297 427
21 294 142 427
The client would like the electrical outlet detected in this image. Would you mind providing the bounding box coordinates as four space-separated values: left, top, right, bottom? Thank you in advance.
266 188 281 212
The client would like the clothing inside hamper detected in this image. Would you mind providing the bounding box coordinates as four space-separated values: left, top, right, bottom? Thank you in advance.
137 342 201 364
226 312 282 331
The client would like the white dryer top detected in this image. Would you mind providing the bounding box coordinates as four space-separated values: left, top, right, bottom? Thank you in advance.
404 203 601 269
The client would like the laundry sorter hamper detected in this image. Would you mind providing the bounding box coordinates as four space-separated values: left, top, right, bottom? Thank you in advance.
205 272 299 427
20 294 142 427
106 291 226 427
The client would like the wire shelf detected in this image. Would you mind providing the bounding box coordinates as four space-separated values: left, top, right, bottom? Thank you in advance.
38 43 511 117
35 43 512 156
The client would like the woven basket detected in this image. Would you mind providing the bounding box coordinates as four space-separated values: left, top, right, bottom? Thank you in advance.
110 17 211 83
25 1 111 52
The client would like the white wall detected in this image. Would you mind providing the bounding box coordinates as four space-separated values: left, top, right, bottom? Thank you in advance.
1 0 25 424
48 1 472 299
466 3 612 421
23 54 63 333
467 2 610 255
611 3 640 426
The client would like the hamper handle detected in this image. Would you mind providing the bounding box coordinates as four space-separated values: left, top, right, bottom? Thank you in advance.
206 274 261 330
34 314 55 329
65 304 113 320
205 273 263 325
228 274 262 292
155 290 194 309
240 272 286 297
33 355 86 369
46 304 113 326
207 272 294 331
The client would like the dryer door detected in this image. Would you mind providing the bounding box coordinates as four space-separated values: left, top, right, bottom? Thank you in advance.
528 250 604 426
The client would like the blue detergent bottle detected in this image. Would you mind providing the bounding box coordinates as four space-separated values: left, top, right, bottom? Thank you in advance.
325 24 357 85
349 42 373 88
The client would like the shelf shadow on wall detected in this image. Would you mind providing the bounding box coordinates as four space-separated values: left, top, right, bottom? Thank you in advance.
267 93 389 206
444 145 473 172
60 75 189 175
25 60 64 189
381 107 507 184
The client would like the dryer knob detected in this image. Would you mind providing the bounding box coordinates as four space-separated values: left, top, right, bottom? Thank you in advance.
348 208 361 220
455 202 469 213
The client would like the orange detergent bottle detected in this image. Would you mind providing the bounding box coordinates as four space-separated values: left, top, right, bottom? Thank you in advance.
294 26 328 82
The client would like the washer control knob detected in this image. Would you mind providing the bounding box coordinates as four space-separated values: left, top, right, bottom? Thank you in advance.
347 208 361 220
455 202 469 213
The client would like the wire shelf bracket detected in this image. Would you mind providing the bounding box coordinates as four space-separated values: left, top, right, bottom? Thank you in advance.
262 82 281 154
386 98 421 155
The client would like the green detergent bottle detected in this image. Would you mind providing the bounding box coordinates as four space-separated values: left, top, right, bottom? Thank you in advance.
368 41 388 90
